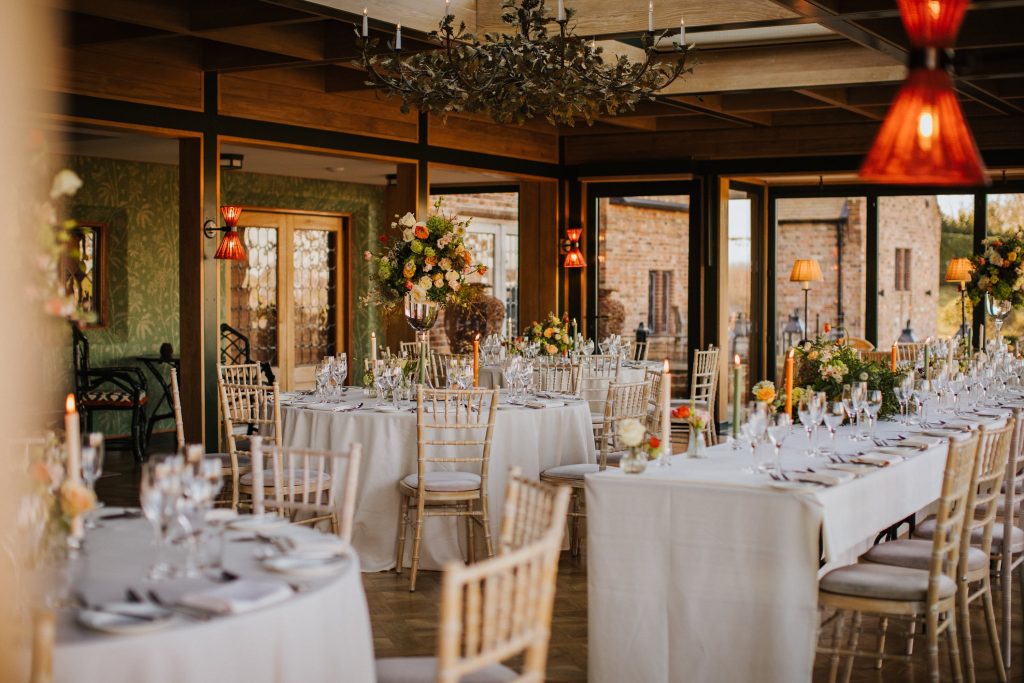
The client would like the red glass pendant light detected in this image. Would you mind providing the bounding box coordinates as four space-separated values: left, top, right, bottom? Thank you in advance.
859 0 987 186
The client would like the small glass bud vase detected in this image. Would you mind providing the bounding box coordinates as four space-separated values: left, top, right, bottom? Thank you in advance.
620 447 648 474
687 425 707 458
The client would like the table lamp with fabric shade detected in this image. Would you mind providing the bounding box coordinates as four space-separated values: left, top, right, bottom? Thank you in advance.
945 257 974 338
790 259 823 343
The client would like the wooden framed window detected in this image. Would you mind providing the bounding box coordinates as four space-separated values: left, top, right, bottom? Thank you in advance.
61 222 108 328
647 270 673 334
894 248 911 292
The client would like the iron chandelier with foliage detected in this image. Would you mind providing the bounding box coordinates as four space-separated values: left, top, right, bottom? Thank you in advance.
356 0 694 126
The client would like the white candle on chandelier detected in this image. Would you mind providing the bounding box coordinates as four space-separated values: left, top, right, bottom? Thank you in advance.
557 0 565 21
362 8 368 37
679 18 686 44
445 0 451 16
396 23 402 50
648 1 654 32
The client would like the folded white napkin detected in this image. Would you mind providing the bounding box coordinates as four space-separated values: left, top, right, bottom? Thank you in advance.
525 399 565 409
273 531 349 557
303 402 341 411
795 470 856 486
851 452 903 467
179 580 293 615
825 462 875 474
898 435 944 448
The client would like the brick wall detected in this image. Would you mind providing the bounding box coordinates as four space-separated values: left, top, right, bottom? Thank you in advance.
598 196 690 365
877 195 942 344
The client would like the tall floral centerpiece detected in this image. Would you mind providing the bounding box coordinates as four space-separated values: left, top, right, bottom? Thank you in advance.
364 201 487 383
967 230 1024 345
523 313 574 356
793 337 902 419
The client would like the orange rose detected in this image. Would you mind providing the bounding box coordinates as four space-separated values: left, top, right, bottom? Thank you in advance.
414 224 429 240
60 481 96 518
477 265 488 275
671 405 690 420
648 436 661 449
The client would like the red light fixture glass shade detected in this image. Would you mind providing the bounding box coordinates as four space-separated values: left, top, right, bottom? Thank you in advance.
565 227 583 242
860 69 986 186
214 230 247 261
220 205 243 228
897 0 968 47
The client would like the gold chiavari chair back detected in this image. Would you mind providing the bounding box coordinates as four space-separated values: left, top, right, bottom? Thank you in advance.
597 381 652 470
394 387 500 591
218 362 263 386
689 345 720 443
249 436 362 541
498 466 570 554
896 342 925 366
218 381 281 509
169 368 185 452
534 357 581 395
644 367 663 435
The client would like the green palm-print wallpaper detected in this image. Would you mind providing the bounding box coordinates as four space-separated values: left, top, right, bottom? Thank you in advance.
57 156 385 439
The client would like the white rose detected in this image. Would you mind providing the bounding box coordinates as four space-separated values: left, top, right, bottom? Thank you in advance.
50 169 82 199
402 227 415 242
410 285 427 302
418 276 432 289
445 269 459 281
399 212 416 228
618 418 646 448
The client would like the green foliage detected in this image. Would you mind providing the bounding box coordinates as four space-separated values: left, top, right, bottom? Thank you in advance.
794 337 904 419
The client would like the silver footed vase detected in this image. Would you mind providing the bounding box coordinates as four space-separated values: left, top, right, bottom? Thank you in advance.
404 294 440 386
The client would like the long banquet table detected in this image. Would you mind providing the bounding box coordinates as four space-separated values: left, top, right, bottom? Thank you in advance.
585 414 1006 683
57 514 375 683
282 393 596 571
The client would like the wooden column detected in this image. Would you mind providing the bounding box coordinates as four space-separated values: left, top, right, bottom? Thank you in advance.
518 181 559 328
178 137 204 443
383 162 419 350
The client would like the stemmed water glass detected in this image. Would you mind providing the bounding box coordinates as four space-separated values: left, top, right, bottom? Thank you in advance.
864 390 883 442
373 360 390 406
914 379 934 428
822 401 846 455
502 357 521 401
140 460 183 580
315 359 332 400
796 393 823 456
766 413 792 476
841 383 865 440
331 353 348 398
745 401 770 473
518 359 535 397
80 433 105 527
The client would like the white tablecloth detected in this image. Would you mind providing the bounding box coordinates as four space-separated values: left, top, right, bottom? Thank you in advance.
282 397 596 572
585 416 1001 683
56 516 375 683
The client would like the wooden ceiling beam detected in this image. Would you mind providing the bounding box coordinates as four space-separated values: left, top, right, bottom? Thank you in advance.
794 87 882 120
664 95 772 126
189 1 319 31
65 12 174 46
261 0 476 35
720 91 832 112
56 0 190 33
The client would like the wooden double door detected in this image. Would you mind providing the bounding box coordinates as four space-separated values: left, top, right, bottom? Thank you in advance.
228 209 348 391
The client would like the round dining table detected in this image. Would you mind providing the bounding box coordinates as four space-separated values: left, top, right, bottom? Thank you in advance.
281 392 596 572
55 514 375 683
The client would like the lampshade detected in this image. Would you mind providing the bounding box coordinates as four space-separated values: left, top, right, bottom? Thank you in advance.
564 247 586 268
220 205 243 228
944 256 974 283
215 230 247 261
566 227 583 242
859 68 987 186
789 259 823 283
898 0 969 47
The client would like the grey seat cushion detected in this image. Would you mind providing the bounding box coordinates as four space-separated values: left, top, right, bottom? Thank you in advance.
401 471 481 492
864 539 989 572
239 468 331 490
376 656 517 683
541 463 600 480
820 562 956 601
916 517 1024 554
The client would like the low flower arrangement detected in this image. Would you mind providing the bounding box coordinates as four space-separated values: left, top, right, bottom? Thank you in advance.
750 380 808 413
22 436 96 561
794 337 902 419
617 418 662 459
968 230 1024 309
363 200 487 313
523 313 574 356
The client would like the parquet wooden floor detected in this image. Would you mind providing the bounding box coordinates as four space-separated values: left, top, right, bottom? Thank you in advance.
99 439 1024 683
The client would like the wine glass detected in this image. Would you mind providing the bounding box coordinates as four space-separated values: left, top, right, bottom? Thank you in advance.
864 390 883 442
914 379 933 428
314 359 331 400
746 402 770 473
373 359 389 406
502 357 521 401
766 413 792 476
822 401 846 455
331 353 348 398
140 462 175 580
841 385 859 439
797 395 818 456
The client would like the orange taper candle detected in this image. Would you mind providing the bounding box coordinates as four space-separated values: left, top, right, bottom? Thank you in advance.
784 348 795 416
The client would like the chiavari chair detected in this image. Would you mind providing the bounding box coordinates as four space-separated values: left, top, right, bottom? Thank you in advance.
868 423 1013 683
394 387 499 591
815 432 978 683
376 468 570 683
249 436 362 541
217 362 263 386
579 354 622 439
218 381 282 510
992 408 1024 670
499 466 570 554
540 381 650 557
896 342 926 367
644 366 664 437
534 356 581 396
689 345 720 444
